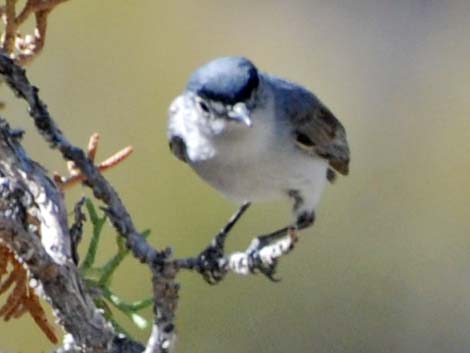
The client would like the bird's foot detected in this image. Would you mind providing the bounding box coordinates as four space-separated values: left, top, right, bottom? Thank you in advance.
195 240 228 284
245 227 298 281
195 202 251 284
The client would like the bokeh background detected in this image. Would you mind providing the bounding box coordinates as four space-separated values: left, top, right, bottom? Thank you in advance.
1 1 470 352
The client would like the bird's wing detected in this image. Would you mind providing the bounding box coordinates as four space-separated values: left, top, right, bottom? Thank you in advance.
294 103 350 175
273 76 350 176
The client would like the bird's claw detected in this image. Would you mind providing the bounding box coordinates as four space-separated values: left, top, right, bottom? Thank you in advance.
196 227 298 283
250 254 281 282
195 202 251 284
196 243 227 285
247 227 298 282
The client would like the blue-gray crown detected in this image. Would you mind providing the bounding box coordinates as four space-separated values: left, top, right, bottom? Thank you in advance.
186 57 259 105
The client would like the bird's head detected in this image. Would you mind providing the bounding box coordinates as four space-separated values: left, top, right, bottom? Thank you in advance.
168 57 264 162
169 57 259 136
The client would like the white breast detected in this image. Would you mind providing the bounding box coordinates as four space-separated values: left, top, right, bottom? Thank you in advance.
189 97 329 214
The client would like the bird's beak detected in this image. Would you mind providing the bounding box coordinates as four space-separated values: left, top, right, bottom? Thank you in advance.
228 103 252 127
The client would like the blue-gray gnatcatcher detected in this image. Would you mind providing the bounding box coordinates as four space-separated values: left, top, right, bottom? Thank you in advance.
168 57 350 280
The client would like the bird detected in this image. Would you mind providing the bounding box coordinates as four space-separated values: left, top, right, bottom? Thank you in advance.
167 56 350 281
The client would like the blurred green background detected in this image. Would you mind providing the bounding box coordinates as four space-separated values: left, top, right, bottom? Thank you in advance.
1 1 470 352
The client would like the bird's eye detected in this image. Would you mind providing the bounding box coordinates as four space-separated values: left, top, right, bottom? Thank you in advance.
295 131 315 148
198 100 210 114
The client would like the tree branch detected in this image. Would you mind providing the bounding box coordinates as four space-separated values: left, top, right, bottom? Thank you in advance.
0 119 114 352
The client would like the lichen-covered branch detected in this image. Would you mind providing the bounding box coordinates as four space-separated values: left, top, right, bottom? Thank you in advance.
143 264 179 353
0 119 114 352
175 226 297 282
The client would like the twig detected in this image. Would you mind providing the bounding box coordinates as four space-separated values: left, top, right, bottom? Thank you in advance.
69 197 87 264
175 229 297 280
15 0 69 25
1 0 70 65
144 262 179 353
54 138 134 191
3 0 16 54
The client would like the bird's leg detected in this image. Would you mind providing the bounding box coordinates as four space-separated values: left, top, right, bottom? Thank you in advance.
213 202 251 250
248 211 316 281
294 210 316 230
254 211 315 247
197 202 251 284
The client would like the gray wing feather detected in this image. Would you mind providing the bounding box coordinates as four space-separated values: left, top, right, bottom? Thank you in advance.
298 103 350 175
268 74 350 175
